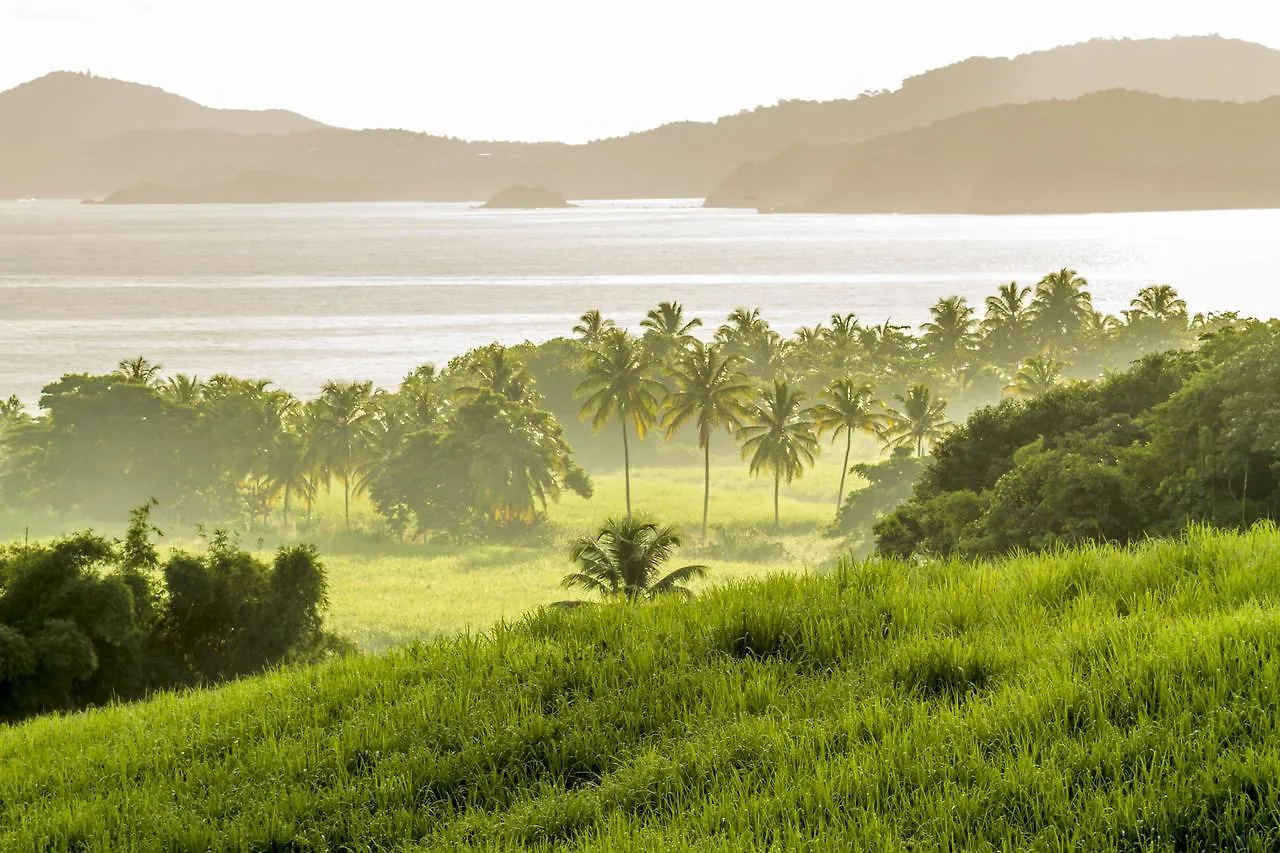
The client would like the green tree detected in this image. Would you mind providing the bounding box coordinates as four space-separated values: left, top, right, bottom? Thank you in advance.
1031 268 1094 352
812 380 885 515
576 330 666 517
312 380 377 531
572 310 617 346
738 380 819 529
1004 354 1064 398
640 300 702 362
982 281 1034 368
661 342 752 538
882 383 952 457
561 517 708 602
113 356 164 387
921 296 979 374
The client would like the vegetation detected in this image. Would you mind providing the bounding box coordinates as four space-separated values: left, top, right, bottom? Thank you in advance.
561 517 708 602
5 524 1280 847
0 504 340 722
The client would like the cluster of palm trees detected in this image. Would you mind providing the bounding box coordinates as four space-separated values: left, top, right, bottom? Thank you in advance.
570 272 1198 534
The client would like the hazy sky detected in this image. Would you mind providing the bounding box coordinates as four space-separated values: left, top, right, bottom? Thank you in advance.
2 0 1279 141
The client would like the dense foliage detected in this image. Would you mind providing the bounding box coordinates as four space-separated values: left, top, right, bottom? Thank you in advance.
874 321 1280 557
4 525 1280 848
0 504 339 722
0 273 1215 541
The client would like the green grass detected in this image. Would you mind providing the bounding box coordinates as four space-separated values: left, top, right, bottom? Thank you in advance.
312 455 860 650
5 524 1280 849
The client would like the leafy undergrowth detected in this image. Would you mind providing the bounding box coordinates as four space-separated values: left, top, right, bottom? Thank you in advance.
5 525 1280 850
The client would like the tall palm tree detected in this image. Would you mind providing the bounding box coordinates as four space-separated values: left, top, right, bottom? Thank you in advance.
982 281 1033 367
576 330 666 517
920 296 979 373
312 380 377 531
640 301 702 362
1031 268 1094 352
113 356 164 387
266 423 316 529
1004 354 1064 398
1128 284 1188 322
812 380 885 514
562 517 708 602
572 310 617 346
882 383 952 457
737 380 819 529
661 342 752 538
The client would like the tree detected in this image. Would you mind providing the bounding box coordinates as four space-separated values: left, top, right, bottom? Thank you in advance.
113 356 163 387
1128 284 1188 322
640 301 702 362
572 310 617 346
982 282 1034 368
882 383 952 457
737 380 819 529
1004 354 1064 398
1031 268 1094 352
921 296 979 374
312 380 377 531
661 342 752 538
561 517 708 602
812 380 885 515
576 330 666 517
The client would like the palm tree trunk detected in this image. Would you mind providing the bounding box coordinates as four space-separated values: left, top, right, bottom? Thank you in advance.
283 483 291 529
774 470 781 530
621 415 632 518
702 437 711 540
344 445 353 531
836 431 851 517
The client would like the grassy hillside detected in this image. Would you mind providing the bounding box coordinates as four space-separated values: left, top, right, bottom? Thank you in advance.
5 524 1280 849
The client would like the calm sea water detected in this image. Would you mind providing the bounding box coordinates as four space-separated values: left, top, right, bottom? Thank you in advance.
3 199 1280 402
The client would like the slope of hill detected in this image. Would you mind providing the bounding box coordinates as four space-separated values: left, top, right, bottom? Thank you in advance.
757 90 1280 215
7 36 1280 202
4 525 1280 849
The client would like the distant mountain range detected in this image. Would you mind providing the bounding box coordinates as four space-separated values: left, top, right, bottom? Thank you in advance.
5 35 1280 212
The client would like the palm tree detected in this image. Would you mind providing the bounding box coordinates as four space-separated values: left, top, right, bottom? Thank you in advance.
576 330 666 517
113 356 163 387
661 342 752 538
982 281 1033 367
163 373 204 406
881 383 952 457
265 424 316 528
312 380 377 531
1031 268 1094 352
921 296 979 373
640 301 702 361
562 517 708 602
812 380 885 514
737 380 819 529
456 344 533 403
1004 354 1064 398
1128 284 1188 322
572 310 617 346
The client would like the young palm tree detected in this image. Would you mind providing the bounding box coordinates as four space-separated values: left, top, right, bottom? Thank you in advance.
1004 354 1064 398
640 301 702 361
661 342 752 538
812 380 885 514
312 380 377 531
982 281 1033 367
562 517 708 602
881 383 952 457
572 310 617 346
920 296 979 374
738 380 819 529
576 330 666 517
1031 268 1094 352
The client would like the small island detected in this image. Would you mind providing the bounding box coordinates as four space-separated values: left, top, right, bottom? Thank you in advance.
479 185 574 209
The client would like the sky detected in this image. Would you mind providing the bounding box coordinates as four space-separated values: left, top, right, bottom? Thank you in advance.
2 0 1279 141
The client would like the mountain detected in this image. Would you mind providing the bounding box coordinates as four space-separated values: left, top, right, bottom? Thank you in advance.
7 36 1280 202
763 91 1280 215
705 35 1280 207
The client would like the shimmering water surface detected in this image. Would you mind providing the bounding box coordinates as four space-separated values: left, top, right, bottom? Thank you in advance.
3 199 1279 400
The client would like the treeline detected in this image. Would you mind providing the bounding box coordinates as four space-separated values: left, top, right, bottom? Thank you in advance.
0 504 340 722
866 319 1280 557
0 270 1210 540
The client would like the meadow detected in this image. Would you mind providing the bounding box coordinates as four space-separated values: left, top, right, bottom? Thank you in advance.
313 444 867 651
4 523 1280 849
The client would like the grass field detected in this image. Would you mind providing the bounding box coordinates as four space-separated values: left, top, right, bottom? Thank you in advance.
5 523 1280 849
311 447 864 651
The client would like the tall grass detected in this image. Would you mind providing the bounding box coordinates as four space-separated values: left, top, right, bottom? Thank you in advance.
4 524 1280 849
